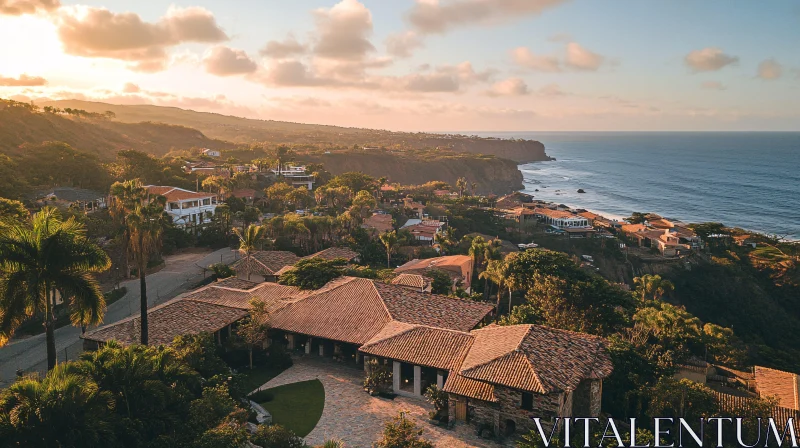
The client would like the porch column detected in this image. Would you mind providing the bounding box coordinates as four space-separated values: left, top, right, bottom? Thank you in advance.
414 365 422 396
305 338 312 355
216 331 221 345
363 355 370 372
318 342 325 356
437 372 444 389
355 352 362 364
392 361 401 393
287 333 296 350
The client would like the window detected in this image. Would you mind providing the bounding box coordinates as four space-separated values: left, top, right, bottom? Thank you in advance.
521 392 534 411
203 198 210 206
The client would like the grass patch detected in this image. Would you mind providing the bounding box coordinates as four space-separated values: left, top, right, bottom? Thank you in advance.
258 380 325 437
238 364 289 394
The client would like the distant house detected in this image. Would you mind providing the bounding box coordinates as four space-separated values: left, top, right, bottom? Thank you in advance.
146 185 218 228
361 213 394 236
391 273 432 293
201 148 221 158
272 165 314 190
35 187 107 213
620 223 695 257
534 208 591 228
734 234 758 248
755 366 800 410
495 192 534 211
401 219 445 245
184 161 229 178
229 188 258 204
395 255 473 292
402 197 426 219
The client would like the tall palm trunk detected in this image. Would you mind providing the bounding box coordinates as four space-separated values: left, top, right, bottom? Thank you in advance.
138 234 149 345
45 283 57 369
494 283 503 323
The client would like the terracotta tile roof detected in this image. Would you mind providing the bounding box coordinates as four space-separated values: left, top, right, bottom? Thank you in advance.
269 278 392 345
443 372 497 402
362 214 394 234
395 256 472 281
534 208 579 220
273 265 295 276
360 321 474 371
213 277 260 290
620 223 649 234
755 366 800 410
391 273 430 290
460 325 612 394
305 247 360 262
185 282 309 312
83 298 247 346
374 282 492 332
145 186 214 202
405 225 437 239
230 188 257 199
231 251 301 276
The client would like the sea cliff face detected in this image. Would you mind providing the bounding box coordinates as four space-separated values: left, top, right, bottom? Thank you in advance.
306 153 524 195
405 137 552 163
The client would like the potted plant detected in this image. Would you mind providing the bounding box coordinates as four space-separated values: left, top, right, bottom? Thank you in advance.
424 384 448 425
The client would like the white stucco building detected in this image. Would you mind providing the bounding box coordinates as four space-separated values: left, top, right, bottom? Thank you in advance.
146 186 218 228
272 165 315 190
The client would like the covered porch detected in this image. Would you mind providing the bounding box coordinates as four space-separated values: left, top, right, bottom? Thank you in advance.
280 331 364 366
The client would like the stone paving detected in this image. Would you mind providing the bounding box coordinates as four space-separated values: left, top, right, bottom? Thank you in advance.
255 356 515 448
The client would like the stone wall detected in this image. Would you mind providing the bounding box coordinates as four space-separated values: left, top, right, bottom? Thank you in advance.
571 379 603 417
449 387 563 437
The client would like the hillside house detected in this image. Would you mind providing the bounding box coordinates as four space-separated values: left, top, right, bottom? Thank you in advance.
402 197 426 219
201 148 221 157
361 213 394 236
34 187 107 213
83 276 611 438
146 186 218 228
395 255 473 292
272 165 315 190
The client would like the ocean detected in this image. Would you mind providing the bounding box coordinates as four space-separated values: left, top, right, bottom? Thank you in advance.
477 132 800 240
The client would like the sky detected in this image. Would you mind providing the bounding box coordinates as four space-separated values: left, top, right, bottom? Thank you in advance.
1 0 799 132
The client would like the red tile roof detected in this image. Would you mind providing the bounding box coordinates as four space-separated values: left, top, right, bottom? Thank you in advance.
460 325 612 394
231 251 301 276
755 366 800 410
360 321 474 371
391 273 430 290
305 247 360 262
395 256 472 282
230 189 257 199
83 298 247 346
534 208 579 220
146 186 215 202
362 214 394 234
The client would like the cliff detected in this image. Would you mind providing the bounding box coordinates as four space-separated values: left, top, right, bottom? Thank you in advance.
407 137 551 163
306 152 523 195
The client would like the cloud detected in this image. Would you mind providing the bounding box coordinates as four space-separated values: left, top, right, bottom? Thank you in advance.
0 73 47 86
513 43 607 72
406 0 568 34
264 60 335 87
403 73 460 92
684 47 739 72
385 31 424 58
312 0 375 61
0 0 58 16
122 82 140 93
486 77 529 97
511 47 561 72
56 5 228 71
203 46 258 76
757 58 782 80
565 42 605 71
259 35 307 58
700 81 726 91
537 83 566 97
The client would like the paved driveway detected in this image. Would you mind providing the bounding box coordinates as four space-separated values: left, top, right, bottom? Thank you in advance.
0 248 237 387
255 357 513 448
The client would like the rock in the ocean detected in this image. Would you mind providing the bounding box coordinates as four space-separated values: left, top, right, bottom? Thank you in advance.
577 189 586 193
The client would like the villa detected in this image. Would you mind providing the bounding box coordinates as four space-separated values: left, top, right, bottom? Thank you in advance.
394 255 474 292
272 165 315 190
83 275 612 438
146 185 218 228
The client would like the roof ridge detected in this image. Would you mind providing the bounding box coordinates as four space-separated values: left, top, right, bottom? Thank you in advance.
370 279 395 321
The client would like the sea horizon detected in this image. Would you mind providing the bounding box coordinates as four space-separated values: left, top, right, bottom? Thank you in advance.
477 131 800 240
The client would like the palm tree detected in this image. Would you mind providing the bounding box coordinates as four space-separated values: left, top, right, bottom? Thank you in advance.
127 198 169 345
233 224 265 281
236 298 270 370
110 179 147 279
379 231 399 268
0 207 110 369
456 177 467 198
633 274 675 302
480 259 509 322
0 364 116 447
471 182 478 196
468 236 487 284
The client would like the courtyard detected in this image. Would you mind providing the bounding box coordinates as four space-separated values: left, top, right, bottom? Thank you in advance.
252 356 514 448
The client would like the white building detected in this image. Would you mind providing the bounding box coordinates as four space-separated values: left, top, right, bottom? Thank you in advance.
201 148 221 157
146 186 218 228
533 208 591 228
272 165 315 190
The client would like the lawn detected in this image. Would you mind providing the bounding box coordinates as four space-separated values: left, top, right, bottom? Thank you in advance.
238 364 290 394
258 379 325 437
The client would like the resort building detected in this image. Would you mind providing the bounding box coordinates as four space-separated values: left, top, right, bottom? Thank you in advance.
272 165 315 190
394 255 474 292
146 185 218 228
83 276 612 438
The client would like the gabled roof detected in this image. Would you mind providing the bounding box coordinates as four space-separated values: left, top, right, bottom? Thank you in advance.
360 322 473 371
391 273 430 290
184 281 308 312
145 185 215 202
83 298 247 346
231 251 301 276
395 255 472 280
374 282 492 332
270 278 392 345
459 325 612 394
305 247 360 262
213 277 260 290
362 214 394 234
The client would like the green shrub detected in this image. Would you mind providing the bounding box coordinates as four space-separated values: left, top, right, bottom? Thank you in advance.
251 424 307 448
